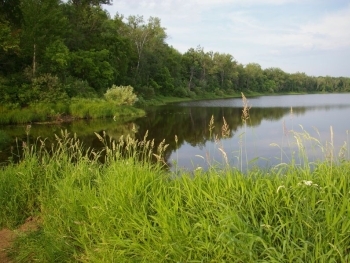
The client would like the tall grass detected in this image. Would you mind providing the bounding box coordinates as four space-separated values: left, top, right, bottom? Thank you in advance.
0 99 145 124
69 98 145 119
1 94 350 262
0 103 63 124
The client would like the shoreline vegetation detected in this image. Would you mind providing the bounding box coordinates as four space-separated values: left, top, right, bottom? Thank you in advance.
1 94 350 262
0 84 146 125
0 99 146 125
0 90 336 125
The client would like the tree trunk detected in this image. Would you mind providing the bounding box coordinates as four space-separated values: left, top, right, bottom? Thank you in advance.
32 43 36 76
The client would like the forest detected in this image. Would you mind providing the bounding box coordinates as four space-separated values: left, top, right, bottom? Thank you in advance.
1 0 350 107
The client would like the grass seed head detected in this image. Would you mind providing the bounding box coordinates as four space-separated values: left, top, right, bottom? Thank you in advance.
241 92 251 123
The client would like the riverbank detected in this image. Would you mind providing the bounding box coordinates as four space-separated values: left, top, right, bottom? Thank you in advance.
139 90 315 106
1 131 350 262
0 98 145 125
0 91 332 125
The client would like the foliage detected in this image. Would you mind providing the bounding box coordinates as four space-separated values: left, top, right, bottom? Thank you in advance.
69 98 144 119
29 74 68 103
0 20 20 53
70 49 114 93
1 0 350 109
42 39 70 74
63 76 96 98
104 84 138 106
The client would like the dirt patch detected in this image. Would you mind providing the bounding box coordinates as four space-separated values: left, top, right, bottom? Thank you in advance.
0 217 40 263
0 228 15 263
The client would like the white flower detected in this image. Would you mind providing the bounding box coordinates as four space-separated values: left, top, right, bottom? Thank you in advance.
298 180 318 187
304 180 313 186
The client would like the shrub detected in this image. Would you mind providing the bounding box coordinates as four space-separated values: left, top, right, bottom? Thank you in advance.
63 76 97 98
215 88 225 96
18 74 69 104
104 85 138 106
173 86 189 98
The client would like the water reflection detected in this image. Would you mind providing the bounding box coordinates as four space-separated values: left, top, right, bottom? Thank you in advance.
1 94 350 170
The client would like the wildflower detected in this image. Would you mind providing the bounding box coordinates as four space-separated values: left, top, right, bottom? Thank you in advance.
298 180 318 187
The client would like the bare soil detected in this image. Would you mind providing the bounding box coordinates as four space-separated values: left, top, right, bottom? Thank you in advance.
0 228 15 263
0 217 39 263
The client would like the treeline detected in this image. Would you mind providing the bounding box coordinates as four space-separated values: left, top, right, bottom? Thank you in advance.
1 0 350 107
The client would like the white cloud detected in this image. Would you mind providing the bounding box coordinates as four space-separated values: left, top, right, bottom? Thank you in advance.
218 3 350 52
104 1 350 76
300 5 350 49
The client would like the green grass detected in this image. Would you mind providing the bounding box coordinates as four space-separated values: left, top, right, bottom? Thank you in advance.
67 98 145 119
0 99 145 125
1 128 350 262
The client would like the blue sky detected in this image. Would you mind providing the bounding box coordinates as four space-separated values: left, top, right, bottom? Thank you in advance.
104 0 350 77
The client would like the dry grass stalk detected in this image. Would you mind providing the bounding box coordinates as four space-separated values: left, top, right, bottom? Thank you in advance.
218 147 228 166
222 117 230 138
209 115 215 137
241 92 251 123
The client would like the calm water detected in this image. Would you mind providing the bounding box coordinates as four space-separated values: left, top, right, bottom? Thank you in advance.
1 94 350 170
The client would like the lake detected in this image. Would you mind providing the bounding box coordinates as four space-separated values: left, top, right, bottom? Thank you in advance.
1 93 350 171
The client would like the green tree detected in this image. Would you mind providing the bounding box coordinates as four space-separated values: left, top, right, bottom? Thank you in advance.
182 48 202 91
0 20 20 53
70 49 114 93
63 4 110 51
212 52 237 90
0 0 21 74
69 0 112 6
124 16 167 78
20 0 67 77
263 67 288 92
244 63 264 92
43 40 70 76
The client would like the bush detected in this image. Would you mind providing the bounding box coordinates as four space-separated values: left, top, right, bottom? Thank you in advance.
63 77 97 98
104 85 138 106
173 86 189 98
215 88 225 96
192 87 204 96
18 74 69 104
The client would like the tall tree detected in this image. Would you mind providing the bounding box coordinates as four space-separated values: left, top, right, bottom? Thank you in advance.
124 15 167 78
244 63 264 91
182 48 202 90
20 0 67 76
69 0 112 6
0 0 21 73
213 52 237 90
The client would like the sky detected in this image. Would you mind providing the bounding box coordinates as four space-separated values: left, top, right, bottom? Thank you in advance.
103 0 350 77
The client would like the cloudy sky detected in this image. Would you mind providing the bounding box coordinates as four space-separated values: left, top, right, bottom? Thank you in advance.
103 0 350 77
